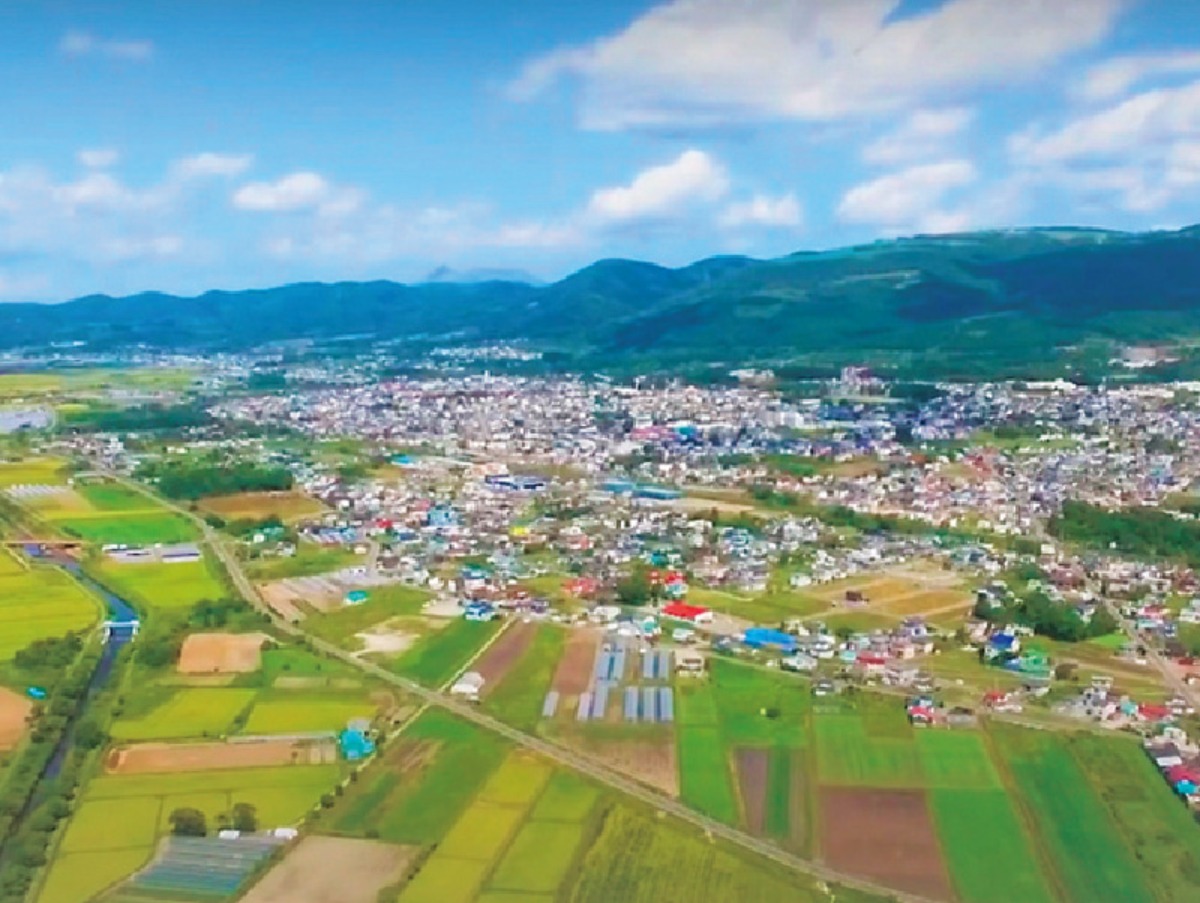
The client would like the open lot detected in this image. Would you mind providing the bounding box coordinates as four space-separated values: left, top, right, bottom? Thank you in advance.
178 631 267 674
199 490 326 523
819 787 954 901
242 836 416 903
0 686 31 750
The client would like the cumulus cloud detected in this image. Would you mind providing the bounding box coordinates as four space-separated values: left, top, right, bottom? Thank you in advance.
511 0 1122 130
59 29 154 62
863 108 974 165
837 160 977 231
77 148 120 169
1076 50 1200 103
585 149 729 223
172 152 253 180
718 193 802 228
232 171 364 216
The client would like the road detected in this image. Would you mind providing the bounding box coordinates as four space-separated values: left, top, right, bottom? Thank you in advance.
99 468 934 903
1100 596 1200 712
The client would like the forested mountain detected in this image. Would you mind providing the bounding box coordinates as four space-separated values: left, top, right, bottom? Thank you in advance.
6 226 1200 375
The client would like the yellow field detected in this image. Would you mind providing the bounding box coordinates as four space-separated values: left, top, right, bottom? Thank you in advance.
0 458 70 487
198 492 325 523
805 565 971 620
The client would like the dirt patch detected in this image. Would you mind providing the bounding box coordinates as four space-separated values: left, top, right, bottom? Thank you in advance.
241 836 417 903
106 738 333 775
0 687 31 751
354 622 419 656
735 747 769 834
552 628 600 695
474 621 537 693
569 732 678 796
259 582 306 622
178 632 267 674
819 788 954 901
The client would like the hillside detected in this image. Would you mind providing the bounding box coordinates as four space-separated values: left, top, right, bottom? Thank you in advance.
6 226 1200 376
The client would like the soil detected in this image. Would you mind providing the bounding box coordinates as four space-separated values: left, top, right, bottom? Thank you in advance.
106 739 329 774
177 632 267 674
570 732 678 797
240 836 417 903
473 621 537 693
735 747 769 834
552 627 600 695
819 787 955 901
0 687 31 751
259 583 306 622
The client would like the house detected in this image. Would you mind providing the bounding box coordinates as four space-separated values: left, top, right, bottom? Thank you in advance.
450 671 485 701
338 723 376 762
662 602 713 625
674 648 707 675
464 602 498 622
781 653 818 673
743 627 798 653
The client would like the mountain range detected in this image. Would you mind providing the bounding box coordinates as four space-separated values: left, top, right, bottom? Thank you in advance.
7 225 1200 377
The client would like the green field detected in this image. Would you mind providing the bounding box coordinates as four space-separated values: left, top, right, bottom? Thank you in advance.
813 713 923 787
242 692 377 734
110 687 257 741
245 543 364 580
931 789 1057 903
77 481 156 512
93 555 227 611
482 625 565 731
677 725 739 823
39 764 338 903
53 510 199 544
0 564 102 660
992 724 1155 902
390 618 503 687
489 820 586 894
916 731 1001 790
531 771 600 822
305 584 432 645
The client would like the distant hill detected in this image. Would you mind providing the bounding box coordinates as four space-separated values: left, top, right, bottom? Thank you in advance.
6 226 1200 376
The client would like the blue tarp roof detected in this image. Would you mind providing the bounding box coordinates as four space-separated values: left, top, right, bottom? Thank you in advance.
743 627 798 650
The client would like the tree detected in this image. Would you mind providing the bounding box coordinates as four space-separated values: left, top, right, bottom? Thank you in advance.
615 565 652 606
169 807 207 837
230 802 258 833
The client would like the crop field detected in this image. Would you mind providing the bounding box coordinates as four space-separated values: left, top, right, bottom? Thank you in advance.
199 490 326 522
39 764 338 903
814 712 923 787
242 691 377 734
305 583 432 645
111 687 257 741
991 724 1156 903
246 543 364 581
51 510 199 544
0 565 101 660
0 457 69 486
76 480 154 511
94 555 227 611
390 617 503 687
481 624 565 730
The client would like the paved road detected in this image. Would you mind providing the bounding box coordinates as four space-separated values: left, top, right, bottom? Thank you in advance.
1101 596 1200 712
98 468 931 903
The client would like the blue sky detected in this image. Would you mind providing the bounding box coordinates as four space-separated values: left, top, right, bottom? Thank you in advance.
1 0 1199 301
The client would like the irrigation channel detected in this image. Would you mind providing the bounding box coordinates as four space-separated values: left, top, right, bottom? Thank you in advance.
0 548 139 862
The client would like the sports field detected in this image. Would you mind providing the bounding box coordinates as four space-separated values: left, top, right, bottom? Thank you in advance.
0 562 102 660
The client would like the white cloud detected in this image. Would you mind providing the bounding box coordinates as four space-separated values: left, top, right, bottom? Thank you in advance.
77 148 120 169
512 0 1122 130
232 171 361 214
863 107 974 165
585 149 728 223
718 193 802 228
172 153 253 179
837 160 977 231
1077 50 1200 103
59 29 154 62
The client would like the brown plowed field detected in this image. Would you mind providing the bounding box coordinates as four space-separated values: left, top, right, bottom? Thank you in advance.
241 836 416 903
0 687 30 751
178 632 267 674
552 628 599 694
568 731 678 796
106 739 327 775
735 747 769 834
819 787 954 901
473 621 537 694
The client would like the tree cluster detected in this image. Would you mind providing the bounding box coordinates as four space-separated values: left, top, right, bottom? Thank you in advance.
1049 500 1200 568
136 461 293 501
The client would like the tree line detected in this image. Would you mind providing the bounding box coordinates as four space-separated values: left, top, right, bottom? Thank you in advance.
136 461 294 501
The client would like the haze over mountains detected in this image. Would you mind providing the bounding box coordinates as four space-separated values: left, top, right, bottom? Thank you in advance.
6 226 1200 373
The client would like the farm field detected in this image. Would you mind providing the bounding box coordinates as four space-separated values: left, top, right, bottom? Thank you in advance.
305 583 432 646
242 836 417 903
389 617 503 687
242 691 378 734
199 490 326 523
19 475 200 544
0 457 70 486
0 685 31 750
52 510 198 545
110 687 258 741
246 543 364 581
38 764 339 903
481 623 564 730
93 555 227 612
0 563 102 660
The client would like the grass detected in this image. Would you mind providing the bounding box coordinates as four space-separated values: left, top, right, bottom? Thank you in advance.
36 848 153 903
764 746 792 840
931 789 1057 903
0 565 102 660
245 544 364 580
242 692 376 734
482 624 565 731
54 510 199 544
59 795 163 852
489 820 586 894
110 687 257 741
992 723 1155 903
305 584 432 645
390 618 503 687
331 710 509 844
1068 732 1200 902
93 556 227 611
76 481 155 512
677 725 739 823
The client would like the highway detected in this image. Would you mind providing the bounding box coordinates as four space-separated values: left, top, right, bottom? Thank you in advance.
100 468 934 903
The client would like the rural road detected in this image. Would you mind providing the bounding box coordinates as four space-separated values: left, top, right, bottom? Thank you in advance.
98 467 934 903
